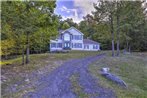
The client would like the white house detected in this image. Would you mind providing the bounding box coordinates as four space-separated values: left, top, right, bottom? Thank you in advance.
50 27 100 52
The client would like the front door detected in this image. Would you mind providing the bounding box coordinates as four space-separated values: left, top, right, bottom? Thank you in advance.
64 42 70 50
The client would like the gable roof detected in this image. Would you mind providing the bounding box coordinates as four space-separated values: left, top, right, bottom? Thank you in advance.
83 39 100 45
60 27 84 35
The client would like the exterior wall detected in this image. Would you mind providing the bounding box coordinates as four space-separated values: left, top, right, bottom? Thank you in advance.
69 28 83 43
68 28 83 35
50 27 100 52
71 42 83 50
63 33 71 41
71 40 83 44
83 44 100 51
71 48 83 50
56 39 62 43
50 40 63 52
50 47 62 52
50 44 62 52
97 45 100 50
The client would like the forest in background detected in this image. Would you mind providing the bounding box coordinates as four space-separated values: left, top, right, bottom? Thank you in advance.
1 1 147 64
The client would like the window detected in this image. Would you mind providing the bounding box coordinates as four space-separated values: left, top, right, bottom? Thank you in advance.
73 43 82 48
51 43 56 48
51 43 62 48
73 35 82 40
93 45 98 49
57 43 62 48
64 43 70 47
84 45 86 49
64 33 70 41
84 45 89 49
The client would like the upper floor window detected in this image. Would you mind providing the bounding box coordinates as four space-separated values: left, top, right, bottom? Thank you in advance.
73 35 82 40
64 33 70 41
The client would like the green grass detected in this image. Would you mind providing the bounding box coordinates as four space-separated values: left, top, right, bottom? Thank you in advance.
1 51 100 98
2 51 146 98
89 52 147 98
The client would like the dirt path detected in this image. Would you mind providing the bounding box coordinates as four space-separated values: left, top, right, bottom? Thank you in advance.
22 53 116 98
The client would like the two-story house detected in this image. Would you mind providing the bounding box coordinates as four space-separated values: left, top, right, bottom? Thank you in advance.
50 27 100 51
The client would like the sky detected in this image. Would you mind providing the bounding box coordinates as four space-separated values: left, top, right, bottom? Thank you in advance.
54 0 97 23
54 0 147 23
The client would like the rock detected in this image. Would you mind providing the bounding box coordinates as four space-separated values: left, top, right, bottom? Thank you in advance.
101 67 110 73
100 71 127 87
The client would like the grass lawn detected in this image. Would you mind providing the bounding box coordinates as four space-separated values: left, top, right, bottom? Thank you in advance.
89 52 147 98
1 51 147 98
1 51 100 98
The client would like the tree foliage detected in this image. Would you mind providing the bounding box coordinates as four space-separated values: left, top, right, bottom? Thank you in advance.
1 1 147 62
78 1 147 52
1 1 59 63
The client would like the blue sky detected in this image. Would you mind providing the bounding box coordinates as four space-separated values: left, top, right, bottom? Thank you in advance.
54 0 97 23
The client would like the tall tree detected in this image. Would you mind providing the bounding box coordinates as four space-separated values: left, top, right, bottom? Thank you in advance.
93 0 116 56
1 1 58 64
116 1 120 56
61 22 70 30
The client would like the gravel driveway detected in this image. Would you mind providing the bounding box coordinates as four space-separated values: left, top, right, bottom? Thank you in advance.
23 53 116 98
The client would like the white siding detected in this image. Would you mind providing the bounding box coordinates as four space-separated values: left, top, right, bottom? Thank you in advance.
50 40 63 52
68 28 82 35
71 42 83 50
83 44 100 51
50 27 100 52
50 48 62 52
71 40 83 43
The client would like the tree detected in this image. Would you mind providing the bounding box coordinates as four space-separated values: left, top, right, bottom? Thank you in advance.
93 0 116 56
1 1 58 64
61 22 70 30
116 1 121 56
120 1 146 51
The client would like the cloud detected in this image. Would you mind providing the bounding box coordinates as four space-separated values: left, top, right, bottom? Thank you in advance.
60 6 70 13
60 6 82 23
57 0 97 23
73 0 97 16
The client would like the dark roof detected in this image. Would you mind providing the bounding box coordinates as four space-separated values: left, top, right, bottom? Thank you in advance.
83 39 100 45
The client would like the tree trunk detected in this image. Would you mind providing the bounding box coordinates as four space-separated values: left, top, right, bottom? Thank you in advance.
116 2 120 56
129 45 131 53
110 13 115 57
126 41 129 52
116 40 120 56
22 46 25 65
5 54 8 60
26 32 29 64
40 47 41 54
